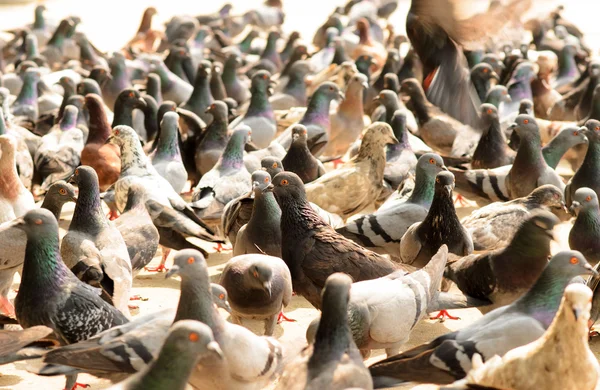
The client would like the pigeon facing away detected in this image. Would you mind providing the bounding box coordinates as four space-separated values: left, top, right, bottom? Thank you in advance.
150 111 188 194
465 284 600 390
274 171 407 309
108 320 224 390
281 124 326 184
369 250 596 386
461 185 565 251
565 120 600 208
276 273 373 390
568 188 600 265
219 254 292 336
446 211 559 310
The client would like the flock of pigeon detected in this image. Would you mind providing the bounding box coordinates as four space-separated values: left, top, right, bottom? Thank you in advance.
0 0 600 389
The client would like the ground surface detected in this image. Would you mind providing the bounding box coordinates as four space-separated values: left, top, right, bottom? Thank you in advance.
0 0 599 389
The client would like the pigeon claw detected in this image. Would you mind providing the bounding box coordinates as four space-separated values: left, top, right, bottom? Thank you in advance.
430 310 460 322
145 264 169 272
107 210 119 221
453 193 474 207
331 158 344 169
129 295 148 301
213 243 232 253
277 311 296 324
69 383 90 390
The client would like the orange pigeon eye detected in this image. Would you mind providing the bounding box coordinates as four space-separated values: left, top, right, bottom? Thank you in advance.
586 195 592 201
187 257 195 264
262 74 268 80
596 126 600 131
483 68 489 73
272 162 277 168
59 188 67 195
219 293 225 299
253 270 259 278
429 158 435 164
570 257 579 264
75 170 79 175
523 119 529 124
280 179 288 186
128 92 134 98
189 332 199 342
34 219 43 225
114 130 120 136
487 109 493 114
435 178 440 183
573 131 579 136
264 177 269 183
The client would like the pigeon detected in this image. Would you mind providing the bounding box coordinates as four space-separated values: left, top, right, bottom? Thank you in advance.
150 111 188 193
107 320 224 390
485 85 512 113
505 62 537 116
195 101 230 176
180 60 214 124
111 89 147 130
541 126 588 169
383 110 418 192
0 180 76 318
269 60 310 110
82 94 121 191
568 188 600 266
62 166 133 316
0 107 35 191
0 325 54 364
0 135 35 223
191 127 252 221
461 185 566 251
308 245 450 359
400 171 473 268
34 105 85 190
229 70 276 148
219 254 292 336
446 210 559 310
210 61 228 101
233 170 281 258
465 284 600 390
276 273 373 390
12 208 129 389
337 153 446 259
222 53 250 105
107 125 215 238
368 250 596 386
102 54 132 111
451 115 565 204
281 124 326 184
471 104 514 169
305 122 398 219
565 120 600 208
470 63 500 103
274 171 406 309
11 68 40 122
322 73 369 159
276 81 345 157
149 58 193 105
113 183 160 274
166 249 283 389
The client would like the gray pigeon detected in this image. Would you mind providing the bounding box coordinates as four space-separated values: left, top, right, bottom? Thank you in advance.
568 188 600 265
194 101 230 176
63 166 132 316
233 171 281 257
108 321 223 390
150 111 188 193
276 273 373 390
281 124 326 184
219 254 292 336
369 251 596 386
564 120 600 208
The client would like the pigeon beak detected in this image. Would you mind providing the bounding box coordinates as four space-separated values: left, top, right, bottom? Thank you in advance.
508 123 517 132
441 165 448 171
106 135 115 145
389 135 399 144
292 133 299 141
570 201 581 215
222 300 232 314
266 183 275 191
263 281 272 298
361 81 369 89
165 265 181 279
252 181 261 190
204 107 212 114
206 341 224 360
372 95 381 104
135 98 147 109
573 307 583 321
490 71 500 81
67 174 77 185
587 263 599 276
445 185 453 196
6 217 25 230
337 91 345 101
582 135 589 144
503 95 512 103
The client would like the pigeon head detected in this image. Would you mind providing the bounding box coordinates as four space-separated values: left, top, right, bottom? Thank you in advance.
547 250 596 280
160 111 180 136
435 171 455 197
581 119 600 142
485 85 511 106
169 46 191 62
251 70 274 97
115 89 146 110
355 54 375 75
166 249 209 282
508 62 537 85
562 284 593 323
289 60 312 78
68 165 99 188
163 320 223 360
527 185 565 211
416 153 447 175
518 99 534 115
509 115 539 140
107 125 139 147
197 60 212 79
320 273 352 319
479 104 499 128
570 187 599 215
23 67 41 83
348 73 369 92
291 124 308 144
46 180 78 203
89 66 111 86
11 208 58 238
390 110 408 144
252 170 272 193
313 82 345 103
383 73 400 92
205 100 228 119
60 105 78 130
225 53 242 69
273 171 306 203
78 79 101 96
361 122 398 147
229 126 252 147
589 62 600 78
373 90 397 108
246 260 275 298
482 54 505 75
210 284 232 313
471 63 499 82
400 78 424 100
261 157 283 177
158 101 177 122
15 61 37 75
325 27 339 45
554 127 589 149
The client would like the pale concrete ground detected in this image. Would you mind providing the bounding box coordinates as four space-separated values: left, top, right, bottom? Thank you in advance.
0 0 600 389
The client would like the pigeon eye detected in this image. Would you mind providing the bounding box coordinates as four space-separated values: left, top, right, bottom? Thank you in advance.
596 126 600 131
189 332 199 342
586 195 592 201
75 170 79 176
435 178 440 183
280 179 289 186
570 257 579 264
264 177 269 183
523 119 529 124
128 92 134 98
187 257 195 264
329 86 334 91
59 188 67 195
487 109 493 114
262 74 268 80
34 219 43 225
429 158 435 164
573 131 579 136
253 270 259 278
272 163 277 168
483 68 488 73
554 194 559 199
114 130 120 136
219 293 225 300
